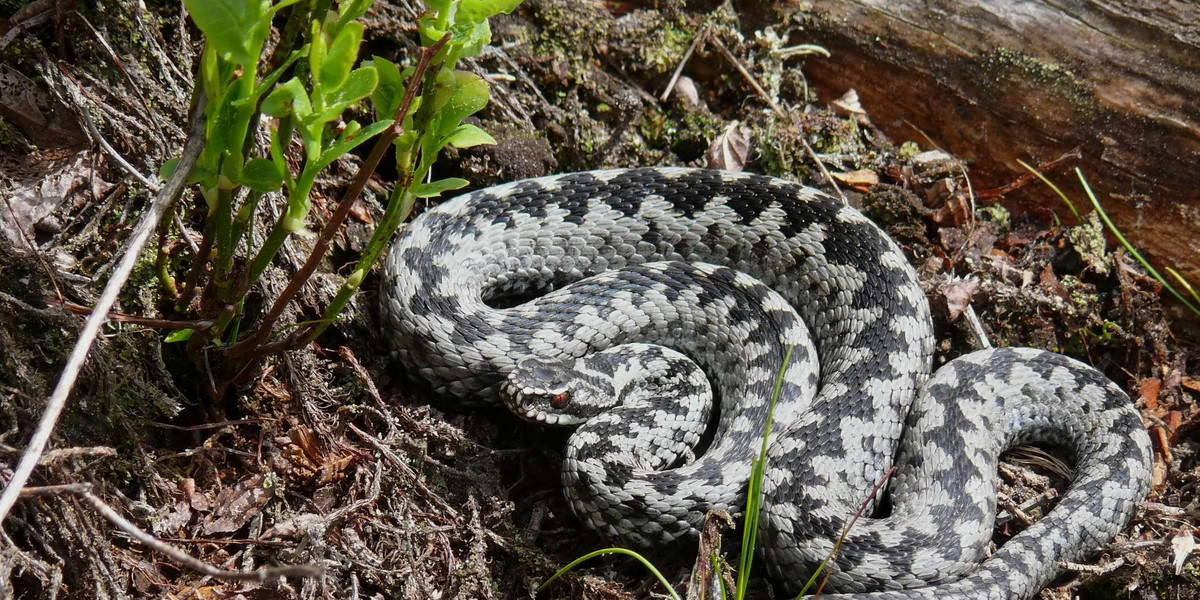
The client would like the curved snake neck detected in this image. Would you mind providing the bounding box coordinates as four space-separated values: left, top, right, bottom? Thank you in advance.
381 167 1153 598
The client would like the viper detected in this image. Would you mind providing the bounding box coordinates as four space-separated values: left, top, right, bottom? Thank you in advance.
380 167 1152 598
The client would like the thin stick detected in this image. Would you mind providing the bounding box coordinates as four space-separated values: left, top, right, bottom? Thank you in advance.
55 299 211 330
660 25 708 102
708 35 783 115
0 93 207 526
708 36 847 204
18 484 320 581
58 65 158 190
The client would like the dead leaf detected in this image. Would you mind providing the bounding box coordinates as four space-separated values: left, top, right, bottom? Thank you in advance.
831 89 871 126
260 512 326 540
831 169 879 192
673 75 700 107
202 474 275 536
705 121 749 172
152 500 193 537
931 193 971 226
924 178 956 207
0 155 98 246
279 423 355 485
1154 426 1174 464
831 89 864 117
941 278 979 321
1152 455 1168 489
1182 376 1200 395
348 198 373 224
1172 529 1195 575
1140 378 1162 410
1038 265 1071 304
180 477 212 512
910 149 961 178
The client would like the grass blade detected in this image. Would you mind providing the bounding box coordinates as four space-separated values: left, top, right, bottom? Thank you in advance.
1075 168 1200 317
736 345 795 598
540 547 682 600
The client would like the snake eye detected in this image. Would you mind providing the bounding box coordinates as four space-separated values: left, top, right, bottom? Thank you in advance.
550 392 570 408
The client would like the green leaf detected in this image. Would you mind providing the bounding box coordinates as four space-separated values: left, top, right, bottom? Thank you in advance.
314 118 395 171
336 0 375 24
246 45 308 108
199 44 223 102
417 13 447 48
160 157 180 180
308 19 327 85
424 0 452 15
240 158 284 192
261 77 312 118
457 0 523 24
439 71 490 131
443 123 496 148
205 93 240 161
368 57 405 117
426 67 459 116
184 0 271 64
165 329 195 343
318 21 365 94
321 66 379 118
411 177 469 198
449 19 491 60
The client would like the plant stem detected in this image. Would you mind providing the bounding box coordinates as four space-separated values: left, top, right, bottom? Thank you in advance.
226 33 450 359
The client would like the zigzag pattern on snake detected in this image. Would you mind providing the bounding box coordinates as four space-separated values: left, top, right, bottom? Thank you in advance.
380 167 1153 598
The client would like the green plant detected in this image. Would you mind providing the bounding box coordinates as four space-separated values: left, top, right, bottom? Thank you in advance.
164 0 521 396
1018 162 1200 318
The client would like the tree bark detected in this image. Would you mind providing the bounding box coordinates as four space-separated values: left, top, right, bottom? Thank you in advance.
791 0 1200 281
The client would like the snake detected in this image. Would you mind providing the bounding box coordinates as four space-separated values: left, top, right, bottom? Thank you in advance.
379 167 1153 598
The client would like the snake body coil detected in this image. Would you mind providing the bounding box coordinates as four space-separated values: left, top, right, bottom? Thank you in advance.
381 167 1152 598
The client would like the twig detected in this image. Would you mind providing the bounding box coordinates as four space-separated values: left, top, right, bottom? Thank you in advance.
0 0 54 51
75 11 155 123
58 64 159 190
0 92 207 526
55 299 211 330
813 466 896 596
0 446 116 465
17 483 321 581
708 36 847 204
660 25 709 102
975 149 1082 200
1059 557 1124 575
347 423 460 519
708 35 783 115
962 305 992 349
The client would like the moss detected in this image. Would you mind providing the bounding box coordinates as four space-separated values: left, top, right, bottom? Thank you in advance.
978 205 1011 231
633 18 696 74
0 118 30 154
1065 211 1110 276
978 48 1096 114
898 140 921 160
531 0 611 81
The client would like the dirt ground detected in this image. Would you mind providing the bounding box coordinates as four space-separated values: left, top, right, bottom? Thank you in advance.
0 1 1197 599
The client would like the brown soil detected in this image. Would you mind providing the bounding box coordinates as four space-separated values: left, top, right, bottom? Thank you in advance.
0 1 1196 599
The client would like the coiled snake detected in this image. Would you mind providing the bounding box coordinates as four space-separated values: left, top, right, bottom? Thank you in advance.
380 167 1152 598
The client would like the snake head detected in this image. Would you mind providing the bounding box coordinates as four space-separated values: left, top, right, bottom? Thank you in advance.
501 356 611 426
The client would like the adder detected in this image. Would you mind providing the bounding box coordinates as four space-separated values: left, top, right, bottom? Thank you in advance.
380 167 1153 598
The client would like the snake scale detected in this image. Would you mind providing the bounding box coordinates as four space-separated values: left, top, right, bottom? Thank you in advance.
380 167 1153 598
